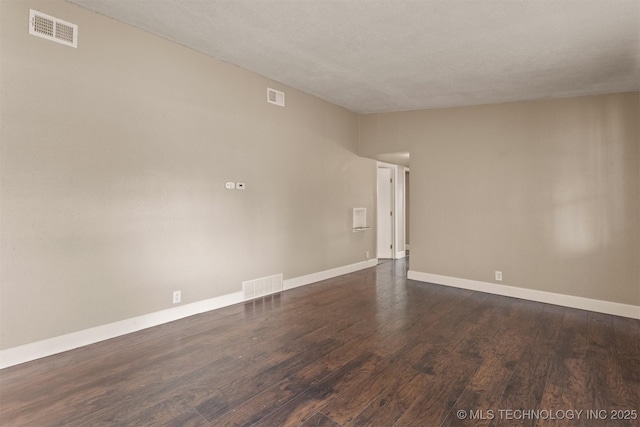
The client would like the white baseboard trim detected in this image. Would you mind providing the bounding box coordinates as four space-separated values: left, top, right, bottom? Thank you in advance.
395 250 406 259
407 270 640 320
0 291 244 370
283 259 378 290
0 259 379 369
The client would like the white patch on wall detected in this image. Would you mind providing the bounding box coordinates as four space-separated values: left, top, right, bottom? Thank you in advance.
267 88 285 107
29 9 78 48
352 207 369 230
243 274 283 300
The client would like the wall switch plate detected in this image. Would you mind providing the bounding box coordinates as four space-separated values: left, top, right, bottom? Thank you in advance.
173 290 181 304
495 271 502 281
236 182 246 190
225 182 235 190
365 250 370 259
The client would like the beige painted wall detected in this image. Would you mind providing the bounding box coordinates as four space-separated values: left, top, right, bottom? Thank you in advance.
360 93 639 305
0 0 376 349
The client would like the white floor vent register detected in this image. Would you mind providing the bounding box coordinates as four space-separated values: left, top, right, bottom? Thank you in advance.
243 273 283 300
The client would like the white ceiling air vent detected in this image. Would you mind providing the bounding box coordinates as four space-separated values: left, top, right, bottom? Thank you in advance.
29 9 78 48
267 88 285 107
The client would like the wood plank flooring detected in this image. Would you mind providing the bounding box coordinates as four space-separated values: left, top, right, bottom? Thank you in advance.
1 259 638 426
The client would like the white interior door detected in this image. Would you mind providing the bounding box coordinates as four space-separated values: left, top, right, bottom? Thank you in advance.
377 167 393 258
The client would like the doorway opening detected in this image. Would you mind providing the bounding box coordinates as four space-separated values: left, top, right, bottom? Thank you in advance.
376 162 409 261
377 166 394 259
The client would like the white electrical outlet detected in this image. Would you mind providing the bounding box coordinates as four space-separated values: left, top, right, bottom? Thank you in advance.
173 290 181 304
365 250 370 259
495 271 502 281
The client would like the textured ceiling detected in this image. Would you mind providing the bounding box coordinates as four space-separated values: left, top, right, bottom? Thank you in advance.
68 0 639 114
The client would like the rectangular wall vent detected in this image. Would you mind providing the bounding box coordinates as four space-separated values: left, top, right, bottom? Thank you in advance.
267 88 285 107
243 273 283 300
29 9 78 48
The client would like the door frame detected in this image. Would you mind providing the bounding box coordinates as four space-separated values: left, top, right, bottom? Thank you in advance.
404 168 410 252
376 162 408 260
377 165 394 259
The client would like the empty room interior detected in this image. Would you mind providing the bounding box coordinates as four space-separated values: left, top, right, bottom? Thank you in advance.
0 0 639 426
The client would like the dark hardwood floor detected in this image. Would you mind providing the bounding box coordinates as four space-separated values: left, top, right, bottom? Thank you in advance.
1 259 638 426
